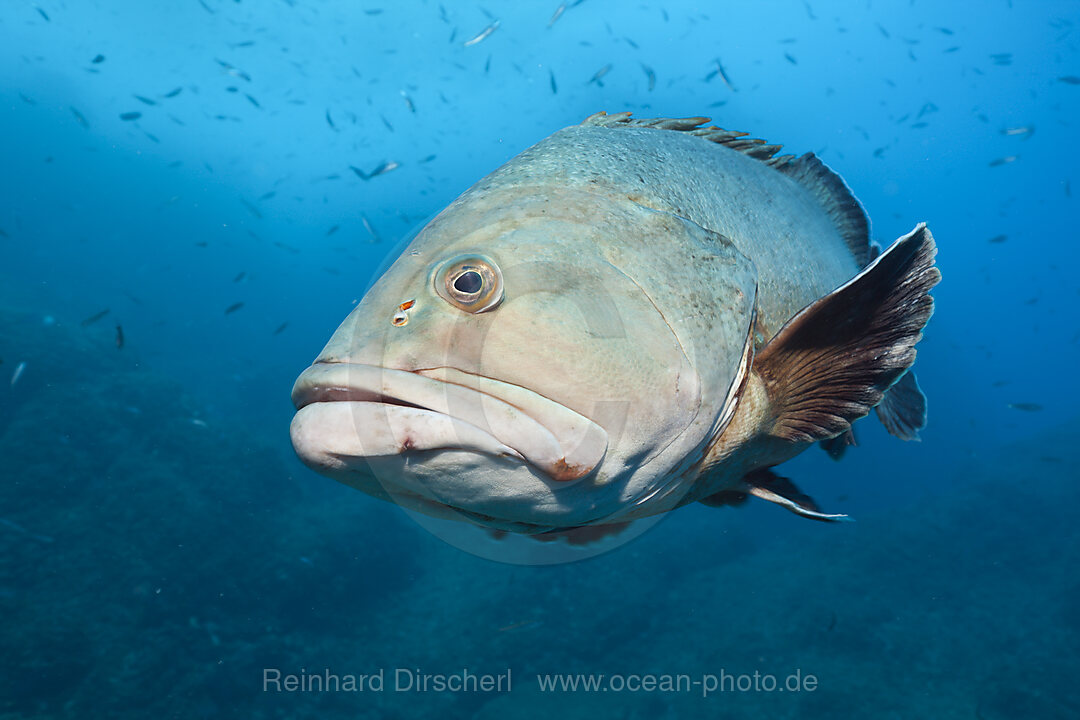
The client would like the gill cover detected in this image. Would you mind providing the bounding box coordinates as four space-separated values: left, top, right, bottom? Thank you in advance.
598 200 758 517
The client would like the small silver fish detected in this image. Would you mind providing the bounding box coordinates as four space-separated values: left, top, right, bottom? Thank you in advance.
215 58 252 81
11 361 26 387
352 161 400 180
70 107 89 128
464 19 500 47
1001 125 1034 138
548 2 566 28
0 517 53 543
361 213 381 243
588 64 612 85
705 58 735 90
641 64 656 91
80 308 110 327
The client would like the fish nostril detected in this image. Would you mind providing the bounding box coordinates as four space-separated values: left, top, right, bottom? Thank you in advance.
392 298 416 326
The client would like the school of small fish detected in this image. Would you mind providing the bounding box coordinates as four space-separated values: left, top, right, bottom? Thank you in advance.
6 0 1069 441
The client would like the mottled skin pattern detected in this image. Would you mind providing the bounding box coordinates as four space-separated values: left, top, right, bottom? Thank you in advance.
432 125 863 520
292 117 876 531
475 125 861 340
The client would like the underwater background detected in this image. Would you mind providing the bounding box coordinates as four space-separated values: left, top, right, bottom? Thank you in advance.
2 0 1078 717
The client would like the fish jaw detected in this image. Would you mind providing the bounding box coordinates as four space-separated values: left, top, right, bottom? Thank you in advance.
290 363 609 495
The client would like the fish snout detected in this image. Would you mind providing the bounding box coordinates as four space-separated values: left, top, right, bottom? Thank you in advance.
290 363 609 486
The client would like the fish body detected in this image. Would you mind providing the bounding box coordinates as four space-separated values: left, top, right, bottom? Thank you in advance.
291 112 939 535
10 360 26 388
1001 125 1034 138
641 64 656 91
351 161 400 180
706 58 735 90
464 20 500 47
80 308 111 327
70 107 90 128
11 361 26 387
588 64 612 85
361 214 381 242
548 3 566 28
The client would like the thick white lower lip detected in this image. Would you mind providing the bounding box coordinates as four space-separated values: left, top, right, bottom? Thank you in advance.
290 363 608 482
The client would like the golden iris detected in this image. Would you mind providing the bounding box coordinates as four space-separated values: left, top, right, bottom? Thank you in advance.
435 255 503 313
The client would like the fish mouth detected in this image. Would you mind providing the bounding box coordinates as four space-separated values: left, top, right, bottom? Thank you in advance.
290 363 609 484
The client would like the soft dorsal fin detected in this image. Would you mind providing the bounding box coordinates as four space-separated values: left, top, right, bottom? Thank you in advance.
773 153 871 266
581 111 871 266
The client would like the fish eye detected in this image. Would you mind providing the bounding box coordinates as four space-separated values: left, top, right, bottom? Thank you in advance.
454 271 483 294
436 254 503 313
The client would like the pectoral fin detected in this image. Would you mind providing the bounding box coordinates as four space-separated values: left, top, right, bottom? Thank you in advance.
754 223 940 444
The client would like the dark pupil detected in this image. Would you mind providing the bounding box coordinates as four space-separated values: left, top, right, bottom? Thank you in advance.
453 270 483 295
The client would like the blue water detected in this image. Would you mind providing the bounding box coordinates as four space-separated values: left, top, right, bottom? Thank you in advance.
2 0 1077 717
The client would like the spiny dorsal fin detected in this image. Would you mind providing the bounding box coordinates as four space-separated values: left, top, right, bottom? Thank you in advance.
580 111 871 266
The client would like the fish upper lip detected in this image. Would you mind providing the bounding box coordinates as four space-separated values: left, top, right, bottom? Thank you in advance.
291 362 608 482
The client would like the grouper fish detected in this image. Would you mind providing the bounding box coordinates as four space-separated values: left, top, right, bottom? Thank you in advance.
290 111 940 537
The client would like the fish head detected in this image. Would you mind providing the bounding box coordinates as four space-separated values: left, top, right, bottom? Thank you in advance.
290 184 757 533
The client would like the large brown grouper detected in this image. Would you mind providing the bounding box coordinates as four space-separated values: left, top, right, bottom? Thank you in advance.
290 111 940 536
